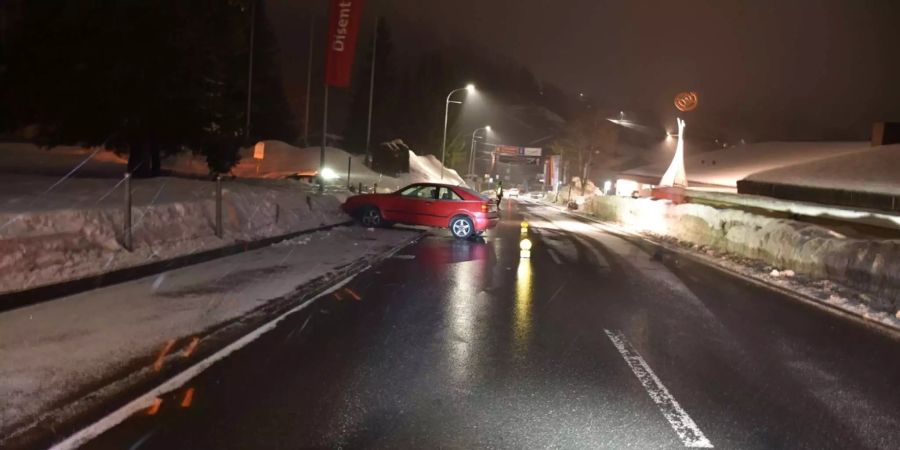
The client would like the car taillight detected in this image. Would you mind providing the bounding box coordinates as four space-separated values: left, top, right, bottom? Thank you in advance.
482 203 489 212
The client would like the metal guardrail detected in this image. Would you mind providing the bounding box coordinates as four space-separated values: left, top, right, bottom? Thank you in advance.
737 180 900 213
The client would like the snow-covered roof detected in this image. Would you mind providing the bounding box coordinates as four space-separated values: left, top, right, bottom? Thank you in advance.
744 144 900 196
619 141 869 189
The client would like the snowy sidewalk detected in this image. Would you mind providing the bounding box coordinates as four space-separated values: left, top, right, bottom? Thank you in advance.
0 225 420 446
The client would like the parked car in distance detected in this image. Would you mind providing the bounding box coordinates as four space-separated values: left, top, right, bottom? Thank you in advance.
341 183 500 239
506 187 520 198
529 191 543 200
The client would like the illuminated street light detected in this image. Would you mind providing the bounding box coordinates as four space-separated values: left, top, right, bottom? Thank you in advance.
469 125 491 176
441 84 476 179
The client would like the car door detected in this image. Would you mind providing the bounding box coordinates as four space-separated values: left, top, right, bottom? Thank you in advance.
387 184 427 224
409 184 443 227
426 186 465 227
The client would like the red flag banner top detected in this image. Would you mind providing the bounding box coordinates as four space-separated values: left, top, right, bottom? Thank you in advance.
324 0 365 87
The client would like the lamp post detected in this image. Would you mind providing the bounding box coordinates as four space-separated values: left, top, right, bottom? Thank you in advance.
469 125 491 176
441 84 475 180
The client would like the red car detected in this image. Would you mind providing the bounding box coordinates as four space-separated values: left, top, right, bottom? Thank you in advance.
341 183 500 239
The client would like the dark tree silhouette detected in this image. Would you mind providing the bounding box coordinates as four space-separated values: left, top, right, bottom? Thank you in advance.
3 0 293 177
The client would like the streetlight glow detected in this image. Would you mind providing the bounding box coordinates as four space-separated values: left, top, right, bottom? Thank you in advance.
441 84 478 179
469 125 493 177
320 167 340 180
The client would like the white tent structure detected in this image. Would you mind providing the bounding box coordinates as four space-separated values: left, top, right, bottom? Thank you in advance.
659 118 688 188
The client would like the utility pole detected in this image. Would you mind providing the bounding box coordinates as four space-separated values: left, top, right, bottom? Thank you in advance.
364 17 378 163
304 17 314 147
245 0 257 141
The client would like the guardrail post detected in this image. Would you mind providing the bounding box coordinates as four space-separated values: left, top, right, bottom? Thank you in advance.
347 156 352 189
373 182 378 194
215 175 223 238
123 173 132 251
358 182 362 193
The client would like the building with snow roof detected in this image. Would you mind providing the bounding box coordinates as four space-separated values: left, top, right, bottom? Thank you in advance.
739 143 900 213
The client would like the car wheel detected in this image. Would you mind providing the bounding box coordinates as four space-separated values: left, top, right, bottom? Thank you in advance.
450 215 474 239
359 206 383 227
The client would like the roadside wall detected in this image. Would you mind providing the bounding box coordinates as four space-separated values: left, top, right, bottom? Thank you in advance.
549 191 900 313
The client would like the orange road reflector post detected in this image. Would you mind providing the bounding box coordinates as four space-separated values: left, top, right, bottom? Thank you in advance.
345 288 361 301
154 339 176 372
147 398 162 415
181 388 195 408
182 337 200 358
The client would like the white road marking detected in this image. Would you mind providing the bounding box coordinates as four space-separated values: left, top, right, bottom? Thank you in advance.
48 276 358 450
604 329 714 448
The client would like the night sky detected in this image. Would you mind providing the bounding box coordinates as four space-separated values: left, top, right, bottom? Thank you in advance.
270 0 900 142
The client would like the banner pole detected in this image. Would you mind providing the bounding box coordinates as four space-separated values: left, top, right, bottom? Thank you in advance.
304 17 314 147
245 0 256 141
320 84 329 194
365 17 378 163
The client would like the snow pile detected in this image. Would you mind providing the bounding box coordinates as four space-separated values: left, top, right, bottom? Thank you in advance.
0 175 346 294
566 195 900 312
744 143 900 196
167 140 468 191
620 141 868 190
402 150 466 187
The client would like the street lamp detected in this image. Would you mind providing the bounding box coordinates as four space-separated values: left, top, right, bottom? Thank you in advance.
441 83 476 180
469 125 491 176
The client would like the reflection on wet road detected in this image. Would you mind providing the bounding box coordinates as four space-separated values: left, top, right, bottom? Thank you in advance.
83 199 900 450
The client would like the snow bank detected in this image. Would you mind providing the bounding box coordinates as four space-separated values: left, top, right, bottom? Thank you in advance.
0 175 346 294
557 195 900 313
167 140 468 191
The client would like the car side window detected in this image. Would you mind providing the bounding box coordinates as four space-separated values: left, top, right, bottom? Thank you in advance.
400 186 424 197
438 187 463 200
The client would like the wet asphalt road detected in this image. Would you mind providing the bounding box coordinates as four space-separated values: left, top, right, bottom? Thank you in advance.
83 200 900 449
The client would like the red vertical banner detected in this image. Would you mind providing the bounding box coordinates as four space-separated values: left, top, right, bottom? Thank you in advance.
324 0 366 87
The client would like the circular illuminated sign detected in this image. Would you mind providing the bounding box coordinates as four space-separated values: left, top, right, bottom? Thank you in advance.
674 91 699 112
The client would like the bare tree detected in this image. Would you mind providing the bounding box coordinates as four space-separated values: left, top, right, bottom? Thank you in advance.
550 110 619 194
